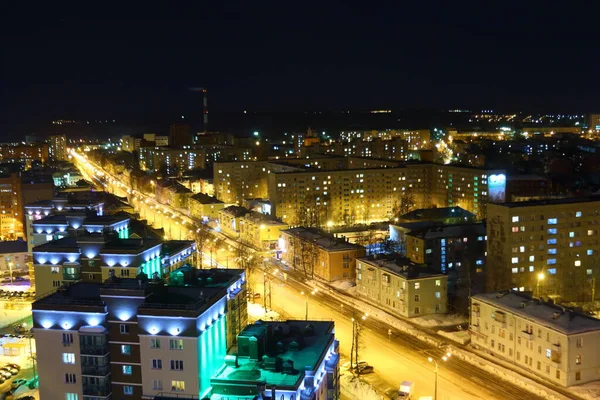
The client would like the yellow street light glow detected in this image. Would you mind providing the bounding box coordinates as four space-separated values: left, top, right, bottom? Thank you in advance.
538 273 545 281
428 357 433 363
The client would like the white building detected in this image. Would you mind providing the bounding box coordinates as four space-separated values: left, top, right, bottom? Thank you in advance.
0 239 29 276
470 291 600 387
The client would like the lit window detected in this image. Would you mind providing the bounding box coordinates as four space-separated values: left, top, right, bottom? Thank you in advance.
123 386 134 395
169 339 184 350
548 268 557 275
548 248 557 255
476 260 483 265
547 218 557 225
435 280 441 286
588 250 594 256
425 249 432 254
122 365 133 375
588 230 594 236
547 229 557 235
150 338 161 349
511 257 519 264
575 260 581 267
529 256 535 262
62 353 75 364
121 345 131 355
569 232 575 238
435 292 441 299
66 394 78 400
547 259 556 265
511 268 518 273
529 266 534 272
512 226 519 233
547 238 557 245
587 269 593 275
414 282 420 289
172 381 185 392
512 216 519 223
519 246 525 252
576 211 582 217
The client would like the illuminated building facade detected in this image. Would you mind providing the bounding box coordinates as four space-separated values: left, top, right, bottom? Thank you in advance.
0 142 49 165
49 134 68 161
32 268 247 400
238 211 288 252
486 198 600 303
0 173 23 240
355 255 448 318
470 291 600 387
210 320 340 400
189 193 225 221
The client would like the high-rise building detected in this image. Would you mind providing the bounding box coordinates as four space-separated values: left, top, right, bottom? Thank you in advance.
49 134 68 161
169 123 192 148
486 197 600 302
32 268 247 400
0 142 49 165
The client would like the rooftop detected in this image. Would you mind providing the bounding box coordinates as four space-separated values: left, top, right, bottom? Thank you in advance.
221 205 250 218
473 291 600 335
33 237 80 253
212 320 335 390
32 215 69 225
190 192 224 204
0 239 27 254
242 211 287 226
282 227 364 252
100 238 161 254
494 196 600 208
407 222 485 240
358 254 445 280
83 212 130 225
399 206 476 222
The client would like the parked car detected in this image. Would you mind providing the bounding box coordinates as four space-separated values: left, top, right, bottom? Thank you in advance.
14 276 25 282
6 363 20 371
11 378 27 389
0 370 12 379
16 396 36 400
1 366 18 375
341 360 369 370
356 364 374 374
1 277 10 283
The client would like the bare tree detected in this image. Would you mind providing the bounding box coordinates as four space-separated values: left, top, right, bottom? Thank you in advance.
188 224 213 269
392 192 416 219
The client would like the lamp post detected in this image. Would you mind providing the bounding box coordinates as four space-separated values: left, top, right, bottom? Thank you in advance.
536 272 545 298
8 262 13 286
427 352 451 400
300 289 318 320
350 312 368 376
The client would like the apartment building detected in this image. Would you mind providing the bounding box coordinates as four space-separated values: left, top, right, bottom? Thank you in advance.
281 227 366 282
188 193 225 221
486 197 600 302
0 239 29 276
32 233 195 295
218 206 250 239
355 255 447 318
0 173 23 240
238 211 288 252
470 291 600 387
406 223 487 310
211 320 340 400
32 268 247 400
0 142 49 164
49 134 67 161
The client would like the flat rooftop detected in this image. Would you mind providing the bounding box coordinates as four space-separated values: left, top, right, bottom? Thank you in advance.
83 213 130 225
473 292 600 335
33 237 80 253
190 192 224 204
32 215 68 225
100 238 161 254
212 320 335 390
359 255 444 280
399 206 475 222
407 223 485 240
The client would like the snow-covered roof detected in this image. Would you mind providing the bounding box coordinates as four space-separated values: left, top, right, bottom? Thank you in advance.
472 292 600 335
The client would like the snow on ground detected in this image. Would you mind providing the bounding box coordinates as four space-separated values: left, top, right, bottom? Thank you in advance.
340 372 383 400
411 314 467 328
329 280 356 291
568 380 600 400
436 330 470 345
247 302 281 322
0 307 32 329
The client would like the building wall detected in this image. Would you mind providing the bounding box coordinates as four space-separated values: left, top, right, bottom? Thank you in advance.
355 259 447 318
0 251 29 274
189 199 224 221
239 217 288 251
470 298 600 387
0 174 23 240
315 248 364 282
50 134 67 161
486 201 600 302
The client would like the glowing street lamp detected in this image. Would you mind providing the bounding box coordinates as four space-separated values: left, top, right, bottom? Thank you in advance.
428 352 451 400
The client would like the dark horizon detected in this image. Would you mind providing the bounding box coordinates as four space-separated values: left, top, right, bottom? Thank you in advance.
2 3 599 136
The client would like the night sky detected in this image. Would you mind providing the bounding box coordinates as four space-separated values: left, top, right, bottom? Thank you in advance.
1 3 599 133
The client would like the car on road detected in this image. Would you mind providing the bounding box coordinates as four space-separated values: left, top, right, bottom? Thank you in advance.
341 360 369 370
356 364 374 374
6 364 20 371
11 378 27 389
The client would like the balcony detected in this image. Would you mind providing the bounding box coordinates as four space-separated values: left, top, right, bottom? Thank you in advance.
83 383 111 397
80 343 109 356
521 331 534 340
81 363 110 376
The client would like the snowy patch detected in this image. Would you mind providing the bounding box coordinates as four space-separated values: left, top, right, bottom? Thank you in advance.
436 330 470 345
567 380 600 400
340 372 383 400
329 280 356 291
247 302 280 322
411 314 467 328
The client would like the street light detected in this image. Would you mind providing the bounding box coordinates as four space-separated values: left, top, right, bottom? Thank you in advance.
301 289 318 320
428 352 451 400
536 272 545 298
